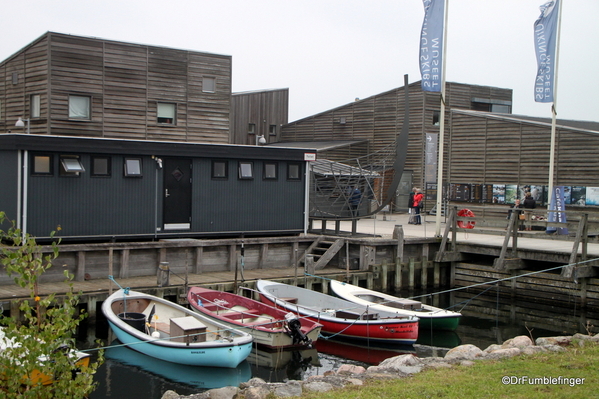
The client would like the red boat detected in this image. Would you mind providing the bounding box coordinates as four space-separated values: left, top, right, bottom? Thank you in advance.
187 287 322 350
255 280 419 345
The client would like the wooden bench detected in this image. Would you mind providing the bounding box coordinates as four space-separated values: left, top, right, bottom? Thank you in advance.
222 309 260 320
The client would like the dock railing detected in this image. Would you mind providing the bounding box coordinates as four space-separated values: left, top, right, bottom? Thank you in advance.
436 205 599 277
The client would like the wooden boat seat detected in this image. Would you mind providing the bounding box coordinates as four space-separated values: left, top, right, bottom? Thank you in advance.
223 309 260 320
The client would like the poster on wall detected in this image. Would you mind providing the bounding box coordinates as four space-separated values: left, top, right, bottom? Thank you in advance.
571 186 586 206
471 184 482 202
425 182 437 202
449 183 471 202
493 184 506 204
505 184 518 204
519 185 545 205
585 187 599 205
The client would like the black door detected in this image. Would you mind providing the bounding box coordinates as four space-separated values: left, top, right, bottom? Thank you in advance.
163 158 192 230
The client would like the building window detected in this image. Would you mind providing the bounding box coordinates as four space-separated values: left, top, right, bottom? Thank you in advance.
69 95 91 119
202 77 216 93
248 123 256 135
269 125 277 136
264 162 278 180
31 154 53 175
124 158 143 177
31 94 41 118
491 104 511 113
212 160 228 179
60 155 85 177
157 103 176 124
287 163 302 180
432 111 440 126
238 162 253 179
92 156 111 177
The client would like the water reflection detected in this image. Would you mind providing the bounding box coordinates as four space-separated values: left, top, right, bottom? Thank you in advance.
89 341 252 399
247 347 320 382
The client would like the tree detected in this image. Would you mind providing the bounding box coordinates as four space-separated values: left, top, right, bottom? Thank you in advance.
0 211 104 398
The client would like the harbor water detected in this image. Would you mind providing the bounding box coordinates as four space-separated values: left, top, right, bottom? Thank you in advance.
83 286 598 399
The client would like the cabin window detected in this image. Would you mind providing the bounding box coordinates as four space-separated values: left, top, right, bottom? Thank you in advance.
264 162 278 180
269 125 277 136
31 154 53 175
92 156 111 177
157 103 176 124
202 77 216 93
124 158 143 177
238 162 254 179
287 163 302 180
30 94 41 118
69 95 91 119
212 160 228 179
60 155 85 177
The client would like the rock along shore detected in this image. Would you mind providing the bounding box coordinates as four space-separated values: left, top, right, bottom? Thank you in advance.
161 333 599 399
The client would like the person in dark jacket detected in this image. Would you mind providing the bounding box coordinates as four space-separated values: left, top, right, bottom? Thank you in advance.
522 192 536 231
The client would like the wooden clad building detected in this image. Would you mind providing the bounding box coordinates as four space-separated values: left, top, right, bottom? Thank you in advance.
230 88 289 145
447 110 599 199
279 81 513 208
1 32 231 143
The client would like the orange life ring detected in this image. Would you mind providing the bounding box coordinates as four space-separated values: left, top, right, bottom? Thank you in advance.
457 208 476 229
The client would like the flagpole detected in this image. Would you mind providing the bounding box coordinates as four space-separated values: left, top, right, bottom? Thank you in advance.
434 0 449 237
547 0 563 205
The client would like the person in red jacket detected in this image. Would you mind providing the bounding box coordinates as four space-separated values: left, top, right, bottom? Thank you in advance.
412 188 424 225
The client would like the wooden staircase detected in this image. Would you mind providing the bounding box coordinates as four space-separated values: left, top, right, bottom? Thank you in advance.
301 237 345 271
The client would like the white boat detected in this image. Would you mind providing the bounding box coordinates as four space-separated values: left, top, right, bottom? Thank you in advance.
256 280 419 345
329 280 461 331
102 289 253 368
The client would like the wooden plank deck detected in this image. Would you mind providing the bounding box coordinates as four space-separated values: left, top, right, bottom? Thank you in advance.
0 266 347 302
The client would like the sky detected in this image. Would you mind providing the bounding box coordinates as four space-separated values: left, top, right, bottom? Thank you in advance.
2 0 597 123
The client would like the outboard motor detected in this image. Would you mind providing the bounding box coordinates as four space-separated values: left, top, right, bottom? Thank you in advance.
284 312 311 347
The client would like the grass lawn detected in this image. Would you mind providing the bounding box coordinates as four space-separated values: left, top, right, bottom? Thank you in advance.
297 342 598 399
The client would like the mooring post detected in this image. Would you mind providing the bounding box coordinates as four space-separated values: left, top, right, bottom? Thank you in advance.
393 225 404 290
421 244 429 289
434 262 440 288
381 260 388 291
157 261 169 287
305 254 315 276
409 258 415 290
395 257 403 290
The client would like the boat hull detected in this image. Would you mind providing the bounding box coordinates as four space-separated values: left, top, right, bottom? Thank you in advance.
187 287 322 350
102 289 253 368
330 280 461 331
256 280 418 345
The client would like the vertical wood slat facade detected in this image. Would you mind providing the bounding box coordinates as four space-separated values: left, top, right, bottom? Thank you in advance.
280 82 513 190
448 111 599 188
230 89 289 145
1 32 231 144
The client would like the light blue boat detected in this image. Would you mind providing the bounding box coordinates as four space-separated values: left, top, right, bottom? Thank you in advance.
105 340 252 389
102 289 253 368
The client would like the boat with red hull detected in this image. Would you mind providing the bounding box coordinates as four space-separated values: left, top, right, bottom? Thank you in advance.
255 280 419 345
187 287 322 350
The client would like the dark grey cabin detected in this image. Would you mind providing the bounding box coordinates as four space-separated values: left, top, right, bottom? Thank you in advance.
0 134 315 241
